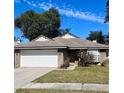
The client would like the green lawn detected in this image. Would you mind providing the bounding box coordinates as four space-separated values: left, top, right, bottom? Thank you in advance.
33 65 109 84
16 89 108 93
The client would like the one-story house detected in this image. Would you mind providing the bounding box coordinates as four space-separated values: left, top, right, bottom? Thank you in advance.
14 33 109 68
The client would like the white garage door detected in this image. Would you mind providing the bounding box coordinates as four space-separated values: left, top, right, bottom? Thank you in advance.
20 50 58 67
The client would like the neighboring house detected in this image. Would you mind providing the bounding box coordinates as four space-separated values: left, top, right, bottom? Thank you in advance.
14 33 109 68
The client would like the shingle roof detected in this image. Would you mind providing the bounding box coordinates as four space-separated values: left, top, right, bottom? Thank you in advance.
14 39 67 49
15 36 108 49
53 37 108 49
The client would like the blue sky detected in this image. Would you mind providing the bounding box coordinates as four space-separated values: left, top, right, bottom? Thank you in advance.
14 0 109 42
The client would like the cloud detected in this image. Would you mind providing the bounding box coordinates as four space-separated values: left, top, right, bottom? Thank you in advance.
56 8 104 23
21 0 104 23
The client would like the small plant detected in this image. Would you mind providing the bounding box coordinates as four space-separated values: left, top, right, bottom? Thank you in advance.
60 64 66 68
60 57 70 69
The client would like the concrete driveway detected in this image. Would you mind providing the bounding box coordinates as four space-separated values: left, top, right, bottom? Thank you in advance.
14 67 55 89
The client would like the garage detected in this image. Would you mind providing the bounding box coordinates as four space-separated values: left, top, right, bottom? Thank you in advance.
20 50 58 67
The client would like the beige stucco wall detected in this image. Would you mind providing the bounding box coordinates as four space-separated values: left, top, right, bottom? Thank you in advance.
57 51 64 67
58 49 69 67
14 50 20 68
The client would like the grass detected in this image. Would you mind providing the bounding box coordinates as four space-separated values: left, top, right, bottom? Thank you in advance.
33 65 109 84
16 89 108 93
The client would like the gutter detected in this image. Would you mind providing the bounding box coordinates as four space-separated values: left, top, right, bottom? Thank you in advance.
14 46 67 50
69 47 109 49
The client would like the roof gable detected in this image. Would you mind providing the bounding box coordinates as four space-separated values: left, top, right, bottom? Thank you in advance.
31 35 50 41
61 33 79 39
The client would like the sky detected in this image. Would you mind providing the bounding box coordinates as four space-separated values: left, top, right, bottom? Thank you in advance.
14 0 109 42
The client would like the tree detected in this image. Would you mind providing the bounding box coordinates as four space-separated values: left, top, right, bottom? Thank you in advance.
15 7 62 41
104 33 109 45
60 28 71 35
14 36 18 42
104 0 109 23
86 31 105 44
14 36 22 42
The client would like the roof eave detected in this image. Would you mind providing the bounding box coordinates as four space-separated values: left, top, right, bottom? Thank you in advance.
14 46 67 50
69 47 109 49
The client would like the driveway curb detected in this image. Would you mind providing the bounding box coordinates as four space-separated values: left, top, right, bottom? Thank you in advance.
21 83 109 91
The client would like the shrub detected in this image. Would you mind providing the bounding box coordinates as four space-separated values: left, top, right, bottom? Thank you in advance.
100 58 109 67
78 50 95 66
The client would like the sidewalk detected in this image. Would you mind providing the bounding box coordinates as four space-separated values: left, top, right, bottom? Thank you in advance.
21 83 109 91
